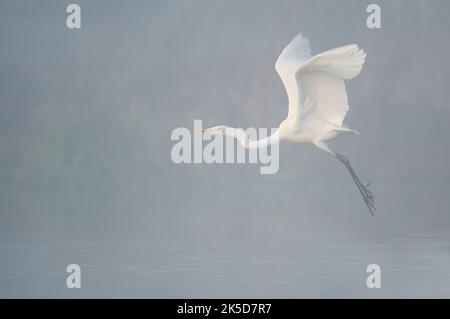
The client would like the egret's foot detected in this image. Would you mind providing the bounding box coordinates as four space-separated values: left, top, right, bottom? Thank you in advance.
359 181 376 215
335 153 376 216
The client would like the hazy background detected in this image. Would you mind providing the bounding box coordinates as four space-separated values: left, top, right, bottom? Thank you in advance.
1 0 450 298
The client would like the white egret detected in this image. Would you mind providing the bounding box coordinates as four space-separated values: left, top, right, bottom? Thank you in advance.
204 33 375 215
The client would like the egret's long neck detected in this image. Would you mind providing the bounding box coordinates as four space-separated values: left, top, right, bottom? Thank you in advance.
226 128 280 149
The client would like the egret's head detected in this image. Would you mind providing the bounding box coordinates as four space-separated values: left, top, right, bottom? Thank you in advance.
199 126 228 134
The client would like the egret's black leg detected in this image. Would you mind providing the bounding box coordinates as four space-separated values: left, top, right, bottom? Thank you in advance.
338 154 375 205
335 153 376 215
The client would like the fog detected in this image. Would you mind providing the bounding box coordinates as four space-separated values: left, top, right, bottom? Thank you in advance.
1 0 450 297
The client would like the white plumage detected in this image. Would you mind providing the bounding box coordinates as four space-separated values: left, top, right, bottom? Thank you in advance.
204 33 375 215
275 34 366 146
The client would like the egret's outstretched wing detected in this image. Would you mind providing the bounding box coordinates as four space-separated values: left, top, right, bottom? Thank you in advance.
275 33 311 119
295 45 366 126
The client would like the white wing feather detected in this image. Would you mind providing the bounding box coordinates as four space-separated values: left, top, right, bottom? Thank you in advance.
295 44 366 126
275 33 311 119
275 33 366 126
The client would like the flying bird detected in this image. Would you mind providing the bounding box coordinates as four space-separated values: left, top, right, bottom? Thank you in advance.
203 33 375 215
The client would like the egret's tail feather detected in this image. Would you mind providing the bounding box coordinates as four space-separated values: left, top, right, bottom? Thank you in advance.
333 124 359 135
